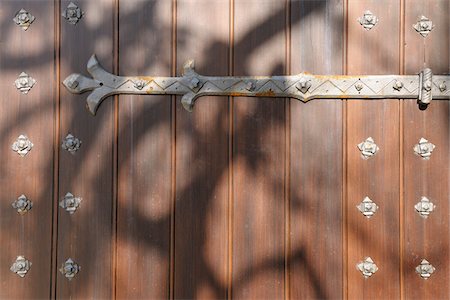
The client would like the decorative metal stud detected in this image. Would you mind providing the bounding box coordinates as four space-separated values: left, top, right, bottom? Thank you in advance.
245 81 256 92
11 134 34 157
62 133 82 154
59 258 80 280
358 10 379 30
357 197 379 218
357 137 379 159
13 9 35 31
355 82 364 91
357 257 378 278
415 196 436 218
413 16 434 37
59 192 82 214
133 79 148 90
393 80 404 91
62 2 84 25
439 82 447 92
15 72 36 94
414 138 435 160
12 194 33 215
10 256 32 278
295 77 311 94
416 259 435 279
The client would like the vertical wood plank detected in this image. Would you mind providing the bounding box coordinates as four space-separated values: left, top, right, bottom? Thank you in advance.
347 1 401 299
57 0 115 298
116 0 172 298
289 1 344 299
403 1 449 298
174 0 230 298
232 1 286 298
0 1 54 298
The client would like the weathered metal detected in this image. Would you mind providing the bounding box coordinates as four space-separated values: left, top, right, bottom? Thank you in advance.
10 256 31 278
413 16 434 37
63 55 450 115
62 2 84 25
12 194 33 215
415 196 436 218
62 133 82 154
11 134 33 157
357 197 379 218
416 259 435 279
59 192 82 214
356 257 378 278
413 138 435 160
59 258 80 280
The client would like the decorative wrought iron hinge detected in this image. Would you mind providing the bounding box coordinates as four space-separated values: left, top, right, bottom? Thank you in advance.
63 55 450 115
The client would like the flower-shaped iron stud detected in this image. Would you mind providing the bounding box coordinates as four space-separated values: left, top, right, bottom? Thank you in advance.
133 79 149 90
12 194 33 215
415 196 436 218
358 10 378 30
414 138 435 159
10 256 32 278
357 197 379 218
13 9 35 31
15 72 36 94
62 133 82 154
357 257 378 278
11 134 34 157
413 16 434 37
60 258 80 280
62 2 84 25
59 192 82 214
416 259 435 279
358 137 379 159
295 77 311 94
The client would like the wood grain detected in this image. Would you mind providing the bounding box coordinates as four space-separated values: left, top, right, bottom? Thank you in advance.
403 1 450 298
174 0 230 298
57 0 115 298
0 1 54 298
232 0 286 298
347 1 401 299
116 1 172 299
289 1 344 299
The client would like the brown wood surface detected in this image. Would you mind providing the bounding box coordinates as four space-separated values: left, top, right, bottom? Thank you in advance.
289 1 344 299
57 0 115 298
232 1 286 298
403 1 450 298
347 0 401 299
0 1 55 298
116 1 172 299
174 0 230 299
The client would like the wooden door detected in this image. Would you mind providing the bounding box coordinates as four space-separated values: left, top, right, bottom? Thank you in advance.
0 0 448 299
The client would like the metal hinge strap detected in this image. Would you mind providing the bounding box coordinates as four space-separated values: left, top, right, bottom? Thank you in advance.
63 55 450 115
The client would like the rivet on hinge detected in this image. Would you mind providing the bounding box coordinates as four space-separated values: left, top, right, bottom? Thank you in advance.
415 196 436 218
62 133 82 154
10 256 32 278
12 194 33 215
413 138 435 159
357 137 379 159
62 2 84 25
393 80 404 91
439 82 447 92
15 72 36 94
358 10 378 30
416 259 435 279
413 16 434 37
357 257 378 278
295 77 311 94
357 197 379 218
133 79 149 90
13 9 35 31
59 192 82 214
11 134 34 157
60 258 80 280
